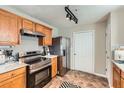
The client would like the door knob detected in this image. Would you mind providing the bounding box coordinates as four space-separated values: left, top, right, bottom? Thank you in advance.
74 53 76 55
107 56 109 59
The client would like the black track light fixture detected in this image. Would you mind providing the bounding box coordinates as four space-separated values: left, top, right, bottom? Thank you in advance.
65 6 78 24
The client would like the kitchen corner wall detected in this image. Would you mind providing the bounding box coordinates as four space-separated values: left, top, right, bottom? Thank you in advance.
111 6 124 50
95 22 106 75
59 23 107 76
0 6 59 53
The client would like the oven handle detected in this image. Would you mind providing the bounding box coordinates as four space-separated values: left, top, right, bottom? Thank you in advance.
29 63 51 74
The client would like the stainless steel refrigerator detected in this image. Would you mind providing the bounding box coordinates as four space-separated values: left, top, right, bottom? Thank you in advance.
49 36 70 76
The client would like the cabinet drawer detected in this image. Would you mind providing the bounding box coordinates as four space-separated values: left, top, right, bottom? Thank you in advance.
0 67 26 83
0 73 26 88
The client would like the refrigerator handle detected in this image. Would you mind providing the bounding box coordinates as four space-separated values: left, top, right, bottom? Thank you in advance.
63 50 66 56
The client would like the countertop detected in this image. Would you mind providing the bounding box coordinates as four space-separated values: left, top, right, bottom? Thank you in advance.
0 62 28 74
41 55 58 58
112 60 124 72
0 55 58 74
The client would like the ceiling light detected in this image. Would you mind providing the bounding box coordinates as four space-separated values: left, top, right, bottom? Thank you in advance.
65 6 78 24
66 14 70 20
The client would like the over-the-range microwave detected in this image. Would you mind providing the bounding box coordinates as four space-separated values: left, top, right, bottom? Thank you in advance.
114 49 124 61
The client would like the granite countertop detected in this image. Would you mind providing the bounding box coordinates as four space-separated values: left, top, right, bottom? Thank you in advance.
0 62 28 74
41 55 58 58
112 60 124 72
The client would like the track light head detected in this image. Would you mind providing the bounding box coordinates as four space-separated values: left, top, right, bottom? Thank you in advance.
66 14 70 20
65 6 78 24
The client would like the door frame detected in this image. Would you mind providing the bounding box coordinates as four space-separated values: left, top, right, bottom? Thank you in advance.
105 23 112 87
72 30 95 73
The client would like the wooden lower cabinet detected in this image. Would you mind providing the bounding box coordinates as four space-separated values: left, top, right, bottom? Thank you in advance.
113 66 121 88
121 78 124 88
113 63 124 88
11 74 26 88
51 57 57 78
0 67 26 88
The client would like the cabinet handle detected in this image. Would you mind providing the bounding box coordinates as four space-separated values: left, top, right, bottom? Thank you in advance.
11 73 14 77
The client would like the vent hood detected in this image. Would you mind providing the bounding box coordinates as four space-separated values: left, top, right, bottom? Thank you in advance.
21 29 45 37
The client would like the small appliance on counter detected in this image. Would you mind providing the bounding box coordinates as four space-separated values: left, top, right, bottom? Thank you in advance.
114 48 124 61
42 46 50 56
0 49 17 65
0 49 6 65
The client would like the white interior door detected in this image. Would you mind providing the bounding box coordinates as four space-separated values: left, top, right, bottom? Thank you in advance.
73 31 94 73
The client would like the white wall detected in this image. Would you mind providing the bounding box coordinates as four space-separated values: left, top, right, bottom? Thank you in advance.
95 22 106 75
59 23 107 75
111 7 124 50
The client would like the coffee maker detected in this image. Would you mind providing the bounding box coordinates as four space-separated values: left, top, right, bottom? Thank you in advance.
42 46 50 56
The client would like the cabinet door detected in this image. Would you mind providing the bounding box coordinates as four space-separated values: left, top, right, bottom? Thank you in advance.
45 28 52 45
0 73 26 88
113 67 121 88
51 57 57 78
11 73 26 88
0 9 19 45
39 27 52 46
35 24 44 33
121 78 124 88
22 19 35 31
0 80 12 88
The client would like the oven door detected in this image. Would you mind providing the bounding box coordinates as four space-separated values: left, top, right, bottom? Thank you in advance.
28 65 51 88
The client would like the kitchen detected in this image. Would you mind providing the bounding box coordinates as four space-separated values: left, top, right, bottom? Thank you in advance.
0 8 70 88
1 5 124 88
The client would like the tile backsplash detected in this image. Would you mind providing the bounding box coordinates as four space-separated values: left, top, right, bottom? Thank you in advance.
0 36 43 54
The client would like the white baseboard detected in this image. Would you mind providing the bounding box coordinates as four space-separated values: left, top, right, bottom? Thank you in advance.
70 68 107 78
92 73 107 78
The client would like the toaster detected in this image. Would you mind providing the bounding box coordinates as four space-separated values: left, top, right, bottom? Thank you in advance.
114 49 124 61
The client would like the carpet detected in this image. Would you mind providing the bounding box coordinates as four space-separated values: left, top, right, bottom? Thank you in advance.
59 81 81 88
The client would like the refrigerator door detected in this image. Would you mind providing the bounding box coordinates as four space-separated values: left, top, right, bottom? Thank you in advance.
49 37 70 76
66 38 71 69
62 37 70 69
61 38 66 68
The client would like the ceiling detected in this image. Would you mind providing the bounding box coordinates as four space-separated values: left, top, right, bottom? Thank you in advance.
9 5 120 29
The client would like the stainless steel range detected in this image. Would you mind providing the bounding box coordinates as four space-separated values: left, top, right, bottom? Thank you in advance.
19 51 51 88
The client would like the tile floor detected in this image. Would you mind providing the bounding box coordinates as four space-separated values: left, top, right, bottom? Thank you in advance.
44 70 109 88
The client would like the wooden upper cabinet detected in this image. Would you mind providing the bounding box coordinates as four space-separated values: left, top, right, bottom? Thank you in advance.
0 9 52 46
35 24 44 33
43 27 52 46
0 9 19 45
39 26 52 46
22 19 35 32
